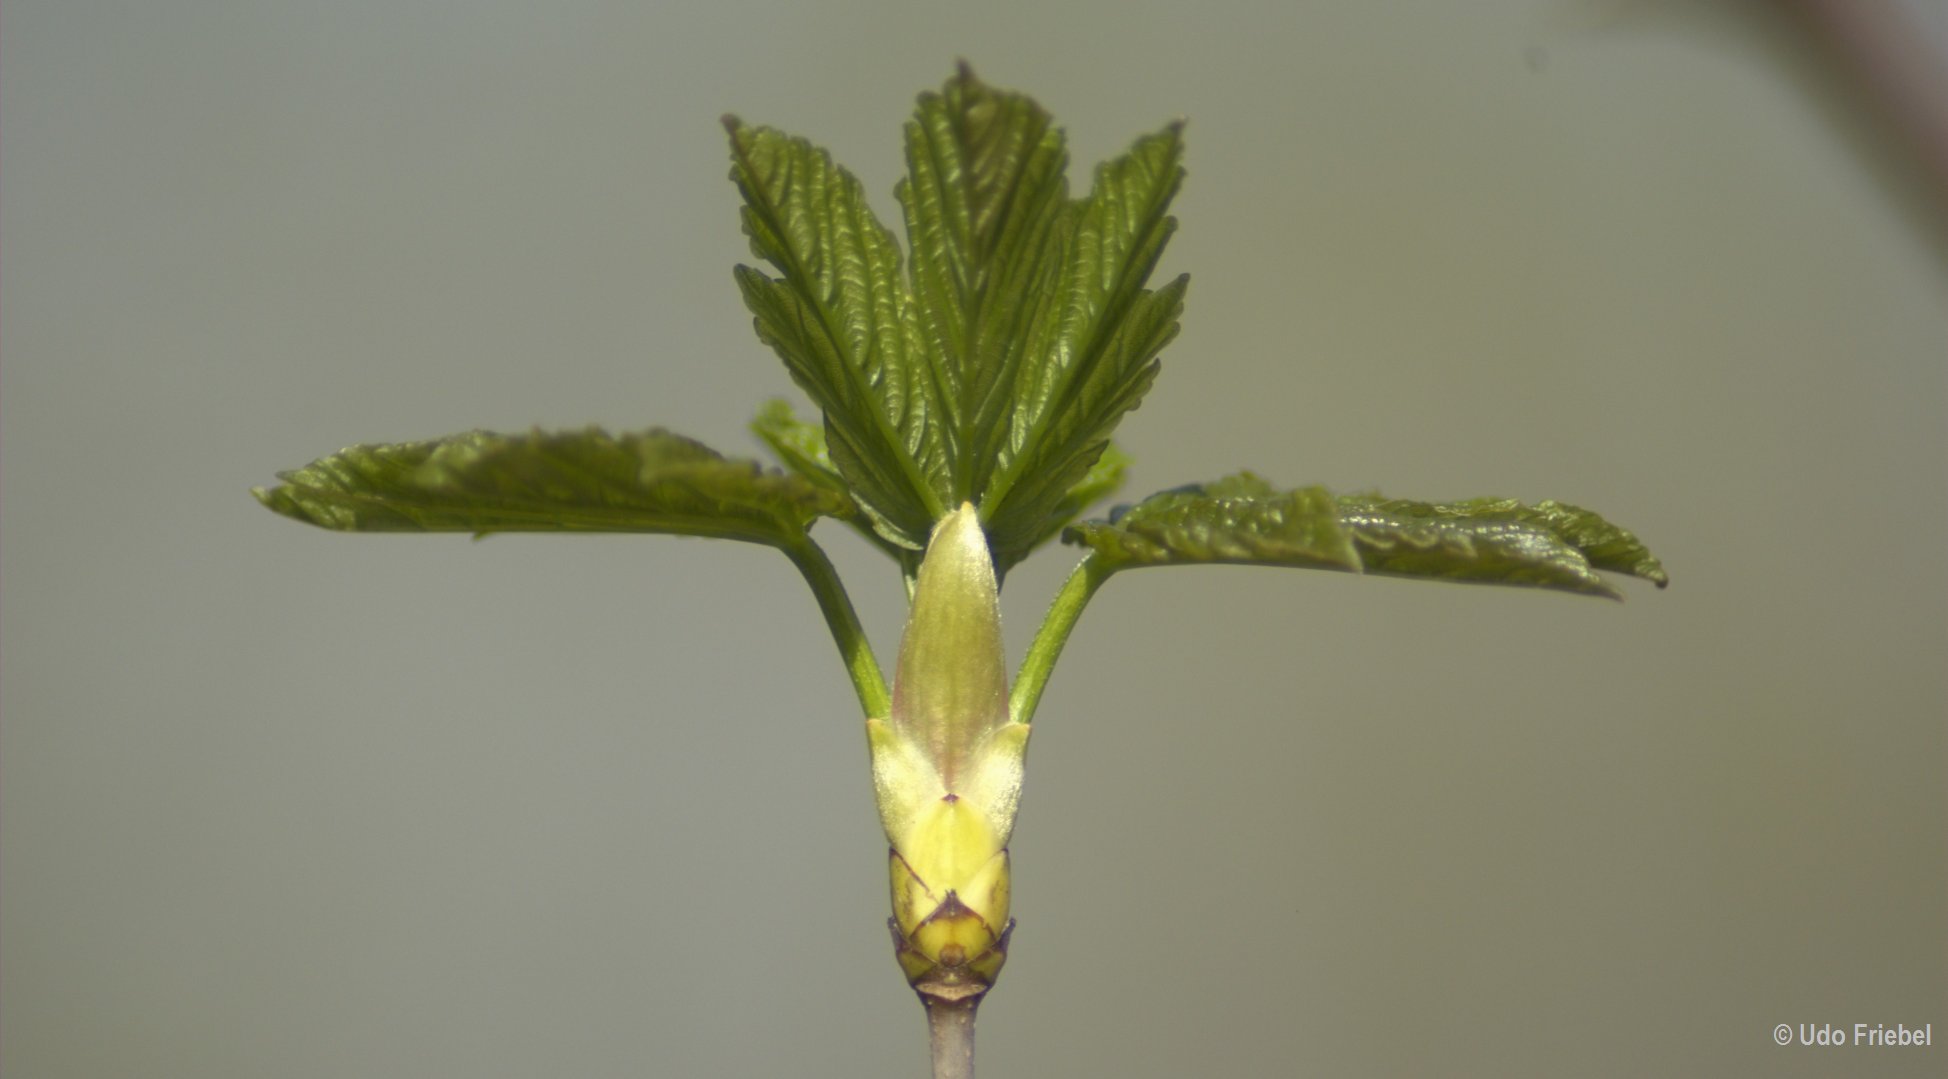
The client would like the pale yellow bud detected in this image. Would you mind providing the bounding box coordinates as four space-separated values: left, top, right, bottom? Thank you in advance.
868 504 1030 991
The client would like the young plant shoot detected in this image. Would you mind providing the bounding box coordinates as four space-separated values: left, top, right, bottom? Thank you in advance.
256 65 1666 1078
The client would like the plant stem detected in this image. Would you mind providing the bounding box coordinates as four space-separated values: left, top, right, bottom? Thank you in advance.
922 990 982 1079
782 536 890 717
1008 554 1110 725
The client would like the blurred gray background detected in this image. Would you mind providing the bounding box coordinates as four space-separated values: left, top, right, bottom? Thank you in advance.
4 2 1943 1076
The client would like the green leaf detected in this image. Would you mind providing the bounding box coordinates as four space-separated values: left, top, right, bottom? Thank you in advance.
751 397 911 561
1064 477 1666 599
255 427 851 547
726 120 949 550
747 398 1131 574
1405 496 1669 586
1063 476 1360 574
1335 494 1668 596
750 397 848 494
1022 441 1133 557
979 124 1188 566
897 64 1070 503
731 71 1189 573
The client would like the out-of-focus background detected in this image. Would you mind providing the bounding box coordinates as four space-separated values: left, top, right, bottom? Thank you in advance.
4 2 1943 1076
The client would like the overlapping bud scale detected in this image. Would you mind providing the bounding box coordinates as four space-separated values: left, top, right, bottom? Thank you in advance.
868 505 1028 993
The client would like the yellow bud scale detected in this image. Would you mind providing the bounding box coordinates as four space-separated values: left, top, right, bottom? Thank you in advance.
868 505 1029 995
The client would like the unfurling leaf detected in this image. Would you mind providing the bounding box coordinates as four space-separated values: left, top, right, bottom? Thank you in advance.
255 427 849 548
732 69 1187 570
1064 476 1665 599
978 124 1187 569
897 65 1070 503
727 120 949 550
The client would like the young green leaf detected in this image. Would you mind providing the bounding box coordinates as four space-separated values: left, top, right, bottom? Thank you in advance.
750 397 848 495
726 120 949 550
1335 493 1667 596
1356 495 1669 586
255 427 850 547
1063 477 1360 574
751 397 912 561
731 71 1188 573
897 65 1070 502
1021 441 1133 555
1063 477 1665 599
979 124 1189 567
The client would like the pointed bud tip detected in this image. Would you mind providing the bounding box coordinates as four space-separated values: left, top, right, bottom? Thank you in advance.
892 505 1007 786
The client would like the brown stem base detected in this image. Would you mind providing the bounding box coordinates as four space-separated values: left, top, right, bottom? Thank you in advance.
919 983 985 1079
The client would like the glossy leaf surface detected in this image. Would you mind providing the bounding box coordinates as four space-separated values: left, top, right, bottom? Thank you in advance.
728 121 948 549
897 67 1070 505
733 69 1187 568
977 123 1187 568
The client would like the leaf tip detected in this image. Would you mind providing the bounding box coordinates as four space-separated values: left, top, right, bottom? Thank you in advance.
252 482 299 517
252 481 333 530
